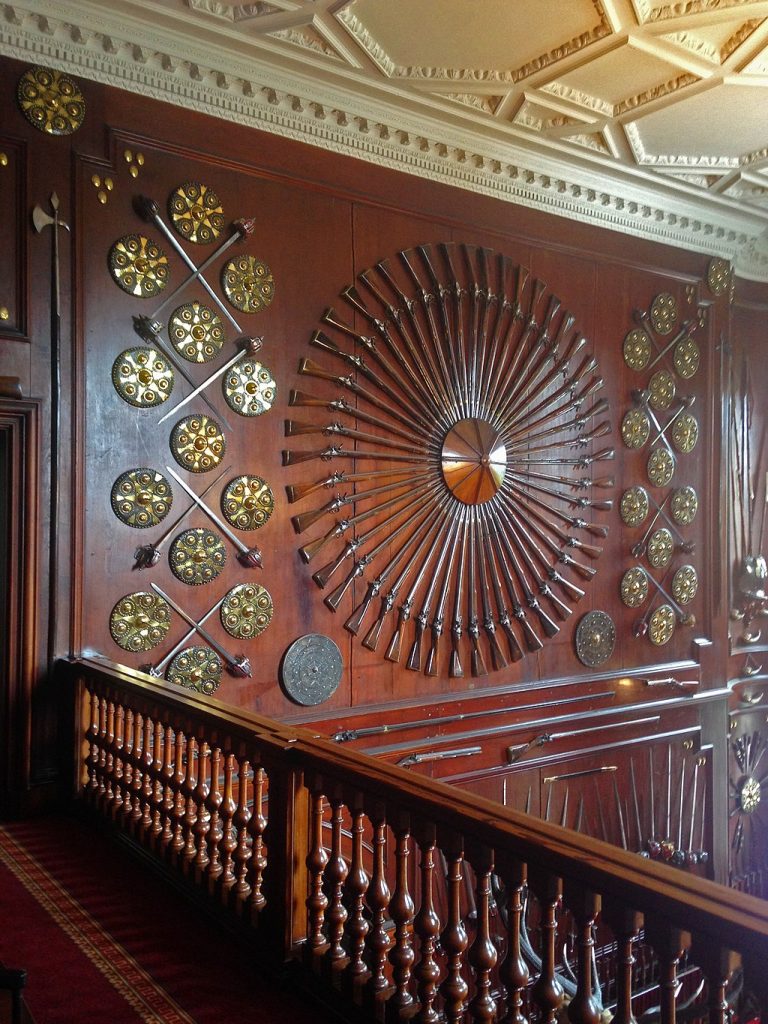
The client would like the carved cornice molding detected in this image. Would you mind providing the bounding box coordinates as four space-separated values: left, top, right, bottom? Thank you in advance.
2 0 768 281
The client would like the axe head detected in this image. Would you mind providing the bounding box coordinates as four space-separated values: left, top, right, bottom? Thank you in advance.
32 205 55 233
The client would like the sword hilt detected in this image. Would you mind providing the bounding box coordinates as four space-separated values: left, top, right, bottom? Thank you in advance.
133 544 162 570
228 655 252 678
237 547 263 569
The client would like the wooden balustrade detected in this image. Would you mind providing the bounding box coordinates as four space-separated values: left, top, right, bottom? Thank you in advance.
68 657 768 1024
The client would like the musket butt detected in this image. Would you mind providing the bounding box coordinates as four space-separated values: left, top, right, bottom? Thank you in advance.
449 649 464 679
424 642 439 677
312 558 337 589
362 617 384 652
537 608 560 637
384 630 402 664
406 635 422 672
471 647 488 678
521 619 544 652
344 599 370 636
324 577 351 611
291 507 325 534
502 627 524 663
488 634 508 671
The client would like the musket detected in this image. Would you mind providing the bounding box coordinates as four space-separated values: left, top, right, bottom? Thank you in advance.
406 509 460 671
466 510 488 677
290 472 432 535
500 485 604 559
470 246 496 411
438 243 470 413
502 477 608 543
474 514 507 671
139 594 226 676
505 420 612 459
150 584 251 677
509 443 614 469
424 522 463 676
132 463 230 569
495 295 564 422
483 509 542 651
157 337 262 426
449 512 469 678
285 418 428 456
503 394 608 450
288 388 423 445
164 466 262 568
499 345 596 435
495 503 571 625
479 514 524 662
485 278 547 416
508 467 614 494
286 467 414 505
499 500 585 609
504 474 610 534
462 244 483 411
282 444 428 467
499 495 592 593
419 244 469 415
478 256 526 417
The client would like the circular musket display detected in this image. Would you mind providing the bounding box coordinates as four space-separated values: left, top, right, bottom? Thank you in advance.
672 413 699 454
170 414 226 473
110 468 172 528
620 486 649 527
621 567 649 608
575 610 616 667
672 564 698 605
621 409 650 450
673 337 700 380
649 369 676 411
281 633 343 706
649 604 676 645
707 257 731 297
17 65 85 135
108 234 169 298
222 475 274 530
647 448 675 487
647 527 674 568
623 328 651 371
167 645 222 695
441 418 506 504
168 182 225 245
169 301 224 363
223 358 277 417
671 485 698 525
221 583 274 639
109 591 170 652
650 292 677 336
222 256 275 314
112 347 174 407
169 527 227 586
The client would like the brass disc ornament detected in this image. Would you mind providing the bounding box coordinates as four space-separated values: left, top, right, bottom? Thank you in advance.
647 448 674 487
170 414 226 473
222 256 275 314
281 634 343 706
112 347 174 407
672 413 699 454
575 610 616 667
109 591 170 652
168 182 225 245
707 257 731 297
620 486 649 527
17 66 85 135
108 235 169 298
222 475 274 530
621 567 649 608
672 564 698 605
223 358 276 417
221 583 274 639
111 468 172 528
169 301 224 363
623 328 651 371
739 776 761 815
167 645 222 695
673 337 700 380
671 485 698 525
621 409 650 449
647 528 674 568
649 604 676 645
650 292 677 336
169 528 227 586
649 370 676 411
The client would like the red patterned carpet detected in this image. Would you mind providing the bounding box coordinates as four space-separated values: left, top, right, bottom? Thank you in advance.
0 815 324 1023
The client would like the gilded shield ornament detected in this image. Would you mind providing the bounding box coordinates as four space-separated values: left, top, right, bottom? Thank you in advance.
672 413 698 454
671 486 698 526
621 409 650 450
108 235 169 298
109 591 170 652
169 528 227 586
650 293 677 336
17 66 85 135
621 567 649 608
673 337 700 380
649 369 676 411
168 182 225 245
222 256 275 314
169 301 224 363
620 486 649 527
111 468 172 528
575 610 616 667
623 328 651 371
170 414 226 473
222 475 275 530
221 583 274 639
647 528 674 568
167 645 222 694
223 358 277 417
739 776 761 815
707 257 731 297
647 448 674 487
112 347 174 407
649 604 676 645
672 564 698 605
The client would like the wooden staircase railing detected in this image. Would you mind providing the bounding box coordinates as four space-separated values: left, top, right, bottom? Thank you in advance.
67 657 768 1024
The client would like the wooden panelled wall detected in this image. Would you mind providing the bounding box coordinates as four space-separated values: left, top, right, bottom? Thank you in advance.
1 56 767 880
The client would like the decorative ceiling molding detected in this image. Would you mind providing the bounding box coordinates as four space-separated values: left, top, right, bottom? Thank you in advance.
2 0 768 281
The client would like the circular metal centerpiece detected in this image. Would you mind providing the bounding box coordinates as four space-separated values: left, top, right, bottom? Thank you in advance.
441 418 506 505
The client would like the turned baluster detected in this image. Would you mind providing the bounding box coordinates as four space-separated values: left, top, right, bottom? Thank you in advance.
564 886 601 1024
603 907 642 1024
85 690 100 798
217 751 238 896
170 729 187 859
140 714 155 838
439 834 469 1024
182 735 199 866
645 923 690 1024
247 764 267 918
364 803 392 1003
412 823 441 1024
204 745 223 883
95 693 108 802
102 700 116 812
468 843 498 1024
497 857 529 1024
121 708 135 823
232 757 253 905
148 718 165 844
193 740 212 874
160 723 176 850
529 871 564 1024
341 795 369 995
386 810 415 1019
305 774 329 959
129 710 145 830
111 703 126 819
696 944 740 1024
323 790 349 973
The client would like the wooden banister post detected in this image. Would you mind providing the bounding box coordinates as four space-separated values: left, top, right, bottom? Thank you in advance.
341 790 370 997
528 869 564 1024
645 921 690 1024
467 841 498 1024
563 884 601 1024
602 905 643 1024
438 830 469 1024
386 808 415 1021
497 856 528 1024
412 821 441 1024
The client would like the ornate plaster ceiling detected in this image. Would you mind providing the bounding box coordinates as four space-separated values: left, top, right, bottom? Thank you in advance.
3 0 768 279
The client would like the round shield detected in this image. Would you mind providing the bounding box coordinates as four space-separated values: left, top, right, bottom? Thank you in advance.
281 634 343 706
575 610 616 667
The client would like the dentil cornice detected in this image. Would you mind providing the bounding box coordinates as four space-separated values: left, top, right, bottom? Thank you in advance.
2 0 768 281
